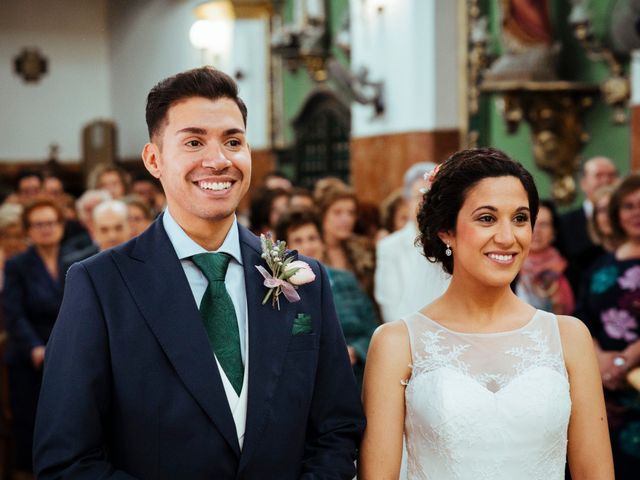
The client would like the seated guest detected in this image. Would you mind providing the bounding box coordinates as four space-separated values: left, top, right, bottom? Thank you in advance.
2 197 65 474
516 200 574 315
249 186 290 237
574 173 640 478
375 162 450 323
62 189 111 254
62 200 130 272
0 203 27 295
263 171 292 191
589 184 618 253
316 183 376 299
14 170 42 205
560 156 618 293
131 175 165 216
276 207 378 388
87 164 131 199
123 195 153 238
289 187 315 210
378 188 409 241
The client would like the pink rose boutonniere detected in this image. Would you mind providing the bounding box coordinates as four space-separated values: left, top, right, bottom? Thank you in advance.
255 234 316 310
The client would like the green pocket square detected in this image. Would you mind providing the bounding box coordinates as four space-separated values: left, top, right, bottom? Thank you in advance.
292 313 312 335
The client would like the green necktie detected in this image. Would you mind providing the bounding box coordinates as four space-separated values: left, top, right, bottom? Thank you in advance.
191 252 243 395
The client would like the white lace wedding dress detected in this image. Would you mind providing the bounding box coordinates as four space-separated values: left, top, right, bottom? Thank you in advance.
403 309 571 480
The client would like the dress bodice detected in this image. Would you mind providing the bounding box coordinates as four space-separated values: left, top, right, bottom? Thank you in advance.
403 310 571 480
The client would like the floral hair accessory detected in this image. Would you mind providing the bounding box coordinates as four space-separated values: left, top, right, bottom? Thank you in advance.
255 233 316 310
420 163 442 194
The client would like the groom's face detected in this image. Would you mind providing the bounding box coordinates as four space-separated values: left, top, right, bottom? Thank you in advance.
143 96 251 230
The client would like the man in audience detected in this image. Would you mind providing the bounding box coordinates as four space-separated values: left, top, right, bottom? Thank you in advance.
61 189 112 254
14 170 42 204
61 200 130 272
559 156 618 294
375 162 451 323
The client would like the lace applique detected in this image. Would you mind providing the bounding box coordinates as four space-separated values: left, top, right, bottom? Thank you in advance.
506 329 565 377
411 330 471 377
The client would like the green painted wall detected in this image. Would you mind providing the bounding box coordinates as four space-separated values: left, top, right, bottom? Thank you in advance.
480 0 630 209
281 0 349 145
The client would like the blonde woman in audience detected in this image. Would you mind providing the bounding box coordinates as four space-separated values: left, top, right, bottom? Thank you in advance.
361 148 612 480
87 164 131 199
316 183 376 298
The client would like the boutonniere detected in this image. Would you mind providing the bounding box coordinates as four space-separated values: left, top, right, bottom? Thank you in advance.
255 233 316 310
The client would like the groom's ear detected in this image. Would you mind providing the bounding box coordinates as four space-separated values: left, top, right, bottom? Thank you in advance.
142 142 162 180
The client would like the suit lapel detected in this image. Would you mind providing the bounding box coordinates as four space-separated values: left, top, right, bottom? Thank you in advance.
237 226 296 469
112 219 241 457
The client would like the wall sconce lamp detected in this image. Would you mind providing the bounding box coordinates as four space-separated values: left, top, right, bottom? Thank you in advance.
189 1 235 67
271 0 384 116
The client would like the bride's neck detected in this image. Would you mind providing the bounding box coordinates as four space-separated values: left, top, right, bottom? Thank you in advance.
440 274 520 323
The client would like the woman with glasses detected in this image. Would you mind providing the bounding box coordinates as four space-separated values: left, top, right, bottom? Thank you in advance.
2 197 65 475
575 173 640 478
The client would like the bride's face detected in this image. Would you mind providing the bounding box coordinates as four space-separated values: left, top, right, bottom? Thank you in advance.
440 176 532 288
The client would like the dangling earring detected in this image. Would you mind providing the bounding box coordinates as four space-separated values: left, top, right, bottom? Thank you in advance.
445 243 452 257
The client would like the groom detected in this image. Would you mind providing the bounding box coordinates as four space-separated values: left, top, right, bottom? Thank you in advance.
33 67 365 479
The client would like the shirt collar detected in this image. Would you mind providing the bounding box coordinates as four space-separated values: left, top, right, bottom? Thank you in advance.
162 208 243 265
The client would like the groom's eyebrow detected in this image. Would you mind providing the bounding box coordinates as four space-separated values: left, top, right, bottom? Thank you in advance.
175 127 246 136
175 127 207 136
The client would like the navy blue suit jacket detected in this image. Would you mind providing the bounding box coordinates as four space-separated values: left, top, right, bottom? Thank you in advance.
33 219 365 479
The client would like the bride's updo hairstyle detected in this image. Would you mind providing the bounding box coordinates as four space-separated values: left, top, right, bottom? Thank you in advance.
417 147 539 274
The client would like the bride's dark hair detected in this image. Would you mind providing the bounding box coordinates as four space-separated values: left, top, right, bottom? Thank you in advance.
417 147 539 275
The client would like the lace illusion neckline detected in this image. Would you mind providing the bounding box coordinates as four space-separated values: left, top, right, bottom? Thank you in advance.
414 309 541 337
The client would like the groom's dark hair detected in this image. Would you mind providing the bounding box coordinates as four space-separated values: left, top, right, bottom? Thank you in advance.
145 67 248 142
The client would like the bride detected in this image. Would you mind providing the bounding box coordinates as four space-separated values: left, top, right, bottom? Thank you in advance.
359 148 613 479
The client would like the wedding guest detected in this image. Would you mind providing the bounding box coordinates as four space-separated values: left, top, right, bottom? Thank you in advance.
559 156 618 293
42 174 65 199
588 184 618 253
62 200 131 272
289 187 315 210
378 188 409 240
3 198 65 475
316 184 375 298
14 170 42 205
375 162 450 324
361 148 613 479
62 189 111 254
123 195 154 237
131 175 165 216
263 171 292 191
249 186 290 236
354 201 382 243
0 203 27 290
87 165 131 199
516 200 574 315
575 173 640 478
276 207 378 388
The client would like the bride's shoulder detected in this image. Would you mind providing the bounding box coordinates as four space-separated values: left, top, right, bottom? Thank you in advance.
555 315 595 366
367 321 412 368
371 320 411 350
